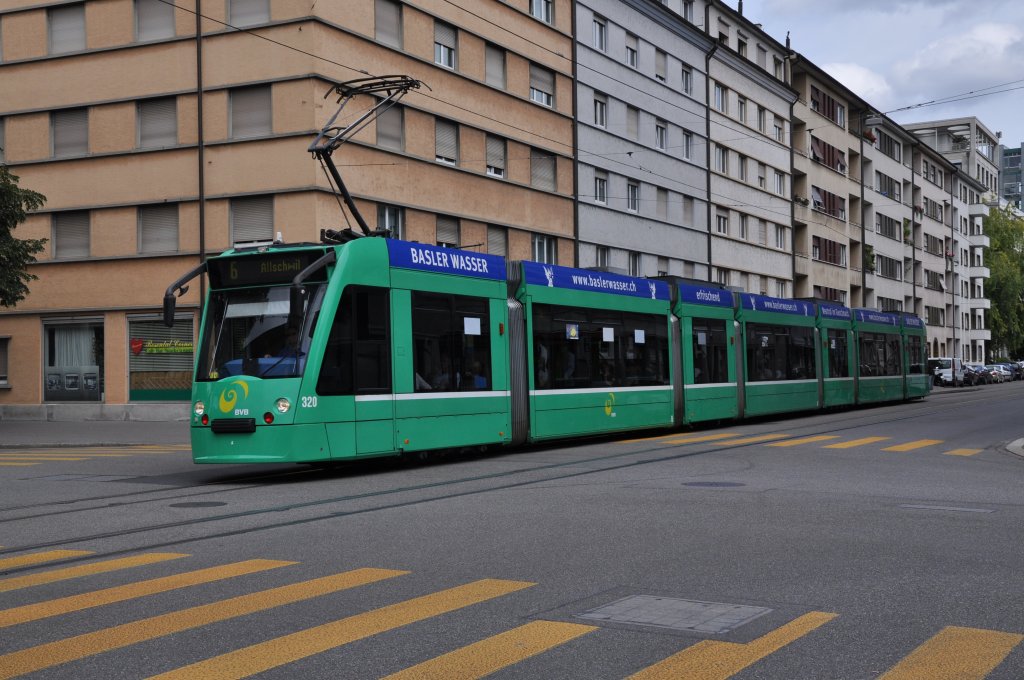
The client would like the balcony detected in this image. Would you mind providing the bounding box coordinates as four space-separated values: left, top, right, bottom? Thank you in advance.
962 328 991 342
794 252 810 277
966 232 990 248
968 298 991 310
969 265 991 279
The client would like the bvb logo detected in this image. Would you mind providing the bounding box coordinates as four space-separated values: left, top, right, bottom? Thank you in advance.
218 380 250 413
604 392 616 417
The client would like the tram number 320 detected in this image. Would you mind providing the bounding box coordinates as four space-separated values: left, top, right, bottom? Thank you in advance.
301 396 318 408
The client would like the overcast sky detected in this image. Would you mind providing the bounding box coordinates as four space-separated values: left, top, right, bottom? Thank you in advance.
723 0 1024 147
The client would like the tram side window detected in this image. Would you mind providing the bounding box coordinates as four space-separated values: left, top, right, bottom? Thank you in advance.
411 292 491 392
317 286 391 395
747 324 815 381
532 304 669 390
907 335 924 374
826 328 850 378
857 331 902 377
691 318 728 383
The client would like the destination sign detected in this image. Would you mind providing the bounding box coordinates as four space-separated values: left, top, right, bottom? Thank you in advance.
677 283 734 308
387 240 506 281
854 309 900 327
522 262 670 301
818 303 851 321
208 250 328 289
740 293 814 317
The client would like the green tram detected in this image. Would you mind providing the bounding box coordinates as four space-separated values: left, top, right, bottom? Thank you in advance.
163 238 930 464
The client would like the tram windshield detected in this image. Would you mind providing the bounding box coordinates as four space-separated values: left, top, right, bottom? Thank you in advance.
196 284 322 381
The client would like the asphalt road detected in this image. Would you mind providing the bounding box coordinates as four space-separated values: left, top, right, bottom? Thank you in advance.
2 383 1024 679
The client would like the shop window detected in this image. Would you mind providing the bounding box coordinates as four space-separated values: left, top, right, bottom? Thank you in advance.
44 323 103 401
411 292 491 392
0 337 8 386
129 318 193 401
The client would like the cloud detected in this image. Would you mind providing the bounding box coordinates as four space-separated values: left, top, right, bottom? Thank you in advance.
818 63 893 107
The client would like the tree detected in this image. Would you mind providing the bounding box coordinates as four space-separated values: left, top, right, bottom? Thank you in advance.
0 165 47 308
983 205 1024 359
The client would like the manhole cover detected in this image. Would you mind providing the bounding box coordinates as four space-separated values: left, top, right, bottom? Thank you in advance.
683 481 746 488
578 595 770 633
168 501 228 508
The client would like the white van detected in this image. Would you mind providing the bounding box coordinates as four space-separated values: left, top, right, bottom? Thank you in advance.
927 357 964 386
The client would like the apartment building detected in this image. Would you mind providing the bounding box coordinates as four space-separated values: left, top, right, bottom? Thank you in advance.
999 142 1021 209
0 0 574 415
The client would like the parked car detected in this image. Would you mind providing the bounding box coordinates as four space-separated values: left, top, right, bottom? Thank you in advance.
965 364 991 385
986 364 1010 383
1001 363 1023 381
928 357 964 386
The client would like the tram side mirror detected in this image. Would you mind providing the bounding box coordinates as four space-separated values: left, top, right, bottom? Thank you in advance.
288 285 306 331
163 293 176 328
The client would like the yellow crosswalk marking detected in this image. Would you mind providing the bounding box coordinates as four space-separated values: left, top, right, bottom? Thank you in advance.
0 552 189 593
879 626 1023 680
664 433 744 445
0 559 293 627
0 457 90 461
0 567 407 679
148 578 536 680
0 463 40 467
824 437 891 449
0 550 93 571
628 611 837 680
883 439 944 452
713 434 791 446
944 449 983 457
381 620 596 680
767 435 840 447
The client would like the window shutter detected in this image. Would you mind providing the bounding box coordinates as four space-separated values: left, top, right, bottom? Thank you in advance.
435 119 458 161
531 149 556 191
53 108 88 156
231 196 274 244
139 98 177 148
138 204 179 253
530 64 553 94
486 136 505 170
657 188 668 220
376 105 403 150
375 0 401 48
137 0 175 40
49 4 85 54
434 21 456 48
55 211 90 259
485 44 505 88
436 215 459 246
655 50 667 80
626 107 638 139
229 0 269 26
231 86 272 138
487 225 507 257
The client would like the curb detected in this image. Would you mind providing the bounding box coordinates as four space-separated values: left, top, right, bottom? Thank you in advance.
1007 439 1024 459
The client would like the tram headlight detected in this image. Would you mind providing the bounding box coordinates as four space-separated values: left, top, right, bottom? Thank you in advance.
275 398 291 414
194 401 205 416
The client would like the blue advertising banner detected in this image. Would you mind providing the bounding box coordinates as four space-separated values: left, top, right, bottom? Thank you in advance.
853 309 900 327
739 293 814 317
818 303 852 321
386 240 506 281
522 262 671 301
677 283 734 308
902 315 925 329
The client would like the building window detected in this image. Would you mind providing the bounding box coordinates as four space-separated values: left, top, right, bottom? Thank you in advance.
809 135 847 174
738 154 748 181
376 103 403 151
593 93 607 128
625 34 638 68
594 171 607 204
775 225 787 249
716 268 729 285
714 84 728 113
739 214 748 240
136 0 175 41
878 130 902 161
629 251 641 276
757 163 766 189
757 106 766 133
138 204 178 253
682 131 693 160
0 337 8 386
435 119 458 165
230 86 272 139
531 0 552 24
434 20 457 69
716 209 728 235
626 106 638 140
774 56 784 79
530 64 554 107
596 246 610 268
593 16 607 51
375 0 402 48
487 225 507 257
682 0 694 21
138 97 177 148
486 135 506 178
757 44 767 68
811 185 846 219
436 215 460 248
773 115 784 142
532 234 557 264
52 108 88 157
655 50 667 83
627 182 639 211
875 171 901 202
812 236 846 266
228 0 269 26
774 170 785 196
680 65 692 95
49 4 85 54
531 149 556 191
656 188 668 220
876 254 902 281
655 120 667 150
53 211 90 259
230 195 274 244
715 146 728 174
485 44 506 88
775 280 787 298
737 96 747 124
378 204 404 239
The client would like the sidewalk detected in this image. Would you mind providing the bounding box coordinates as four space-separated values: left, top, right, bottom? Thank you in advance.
0 419 189 448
